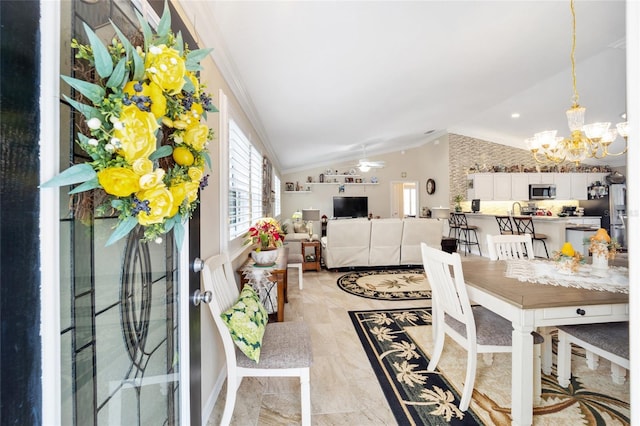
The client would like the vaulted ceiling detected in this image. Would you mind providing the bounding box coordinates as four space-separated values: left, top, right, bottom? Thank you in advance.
179 0 627 173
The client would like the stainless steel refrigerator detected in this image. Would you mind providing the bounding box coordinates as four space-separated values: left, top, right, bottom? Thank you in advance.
579 183 627 249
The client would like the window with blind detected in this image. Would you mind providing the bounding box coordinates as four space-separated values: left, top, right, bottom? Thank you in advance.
228 120 263 240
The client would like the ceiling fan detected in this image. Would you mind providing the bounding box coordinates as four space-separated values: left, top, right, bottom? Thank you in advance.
354 145 385 172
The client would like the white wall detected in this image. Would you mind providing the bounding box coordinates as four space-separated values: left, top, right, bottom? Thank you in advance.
281 136 450 221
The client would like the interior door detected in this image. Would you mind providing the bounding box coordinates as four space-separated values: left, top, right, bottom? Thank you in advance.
58 1 201 424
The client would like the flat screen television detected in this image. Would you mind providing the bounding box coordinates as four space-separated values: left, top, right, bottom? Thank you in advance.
333 196 368 218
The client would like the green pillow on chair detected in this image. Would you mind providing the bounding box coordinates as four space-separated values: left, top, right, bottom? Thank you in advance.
220 285 268 362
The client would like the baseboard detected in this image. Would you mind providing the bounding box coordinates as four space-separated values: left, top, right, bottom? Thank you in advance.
201 368 226 425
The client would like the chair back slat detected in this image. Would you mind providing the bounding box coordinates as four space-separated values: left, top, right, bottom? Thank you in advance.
495 215 514 234
202 253 242 367
420 244 474 331
487 234 534 260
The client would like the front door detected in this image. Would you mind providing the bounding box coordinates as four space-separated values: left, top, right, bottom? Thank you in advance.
56 1 202 424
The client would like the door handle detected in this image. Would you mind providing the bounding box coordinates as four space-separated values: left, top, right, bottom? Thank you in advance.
192 257 204 273
192 289 212 306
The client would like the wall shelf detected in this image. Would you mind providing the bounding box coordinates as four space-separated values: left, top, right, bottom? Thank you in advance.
284 190 311 193
308 182 378 186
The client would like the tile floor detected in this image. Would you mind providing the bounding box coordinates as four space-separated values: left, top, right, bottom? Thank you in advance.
206 266 429 425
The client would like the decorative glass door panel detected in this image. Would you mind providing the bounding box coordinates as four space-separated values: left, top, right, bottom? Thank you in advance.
59 1 181 424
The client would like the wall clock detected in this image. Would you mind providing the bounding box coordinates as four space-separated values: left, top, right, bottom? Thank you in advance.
426 179 436 194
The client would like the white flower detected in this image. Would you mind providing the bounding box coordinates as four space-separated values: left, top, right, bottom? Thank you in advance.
147 66 158 74
110 137 121 148
154 236 163 244
87 138 99 146
149 45 162 55
87 117 102 130
105 143 115 152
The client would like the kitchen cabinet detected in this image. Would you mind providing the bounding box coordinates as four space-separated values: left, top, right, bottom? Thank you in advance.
552 173 571 199
511 173 530 200
570 174 589 200
467 173 493 200
492 173 512 200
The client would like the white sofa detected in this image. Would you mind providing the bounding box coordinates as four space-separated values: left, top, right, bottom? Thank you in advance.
321 218 444 269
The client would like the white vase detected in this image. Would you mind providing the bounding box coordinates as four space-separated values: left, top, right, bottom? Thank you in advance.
251 248 278 266
591 251 609 275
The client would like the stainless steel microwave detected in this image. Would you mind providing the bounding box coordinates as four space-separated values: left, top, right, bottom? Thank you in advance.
529 184 556 200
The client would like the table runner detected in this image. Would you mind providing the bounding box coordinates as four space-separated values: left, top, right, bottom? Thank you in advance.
505 259 629 294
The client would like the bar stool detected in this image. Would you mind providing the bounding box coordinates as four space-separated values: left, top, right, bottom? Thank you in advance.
512 216 549 258
454 213 482 256
448 212 460 239
495 215 515 235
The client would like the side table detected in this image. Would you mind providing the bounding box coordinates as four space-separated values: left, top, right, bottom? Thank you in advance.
301 240 321 271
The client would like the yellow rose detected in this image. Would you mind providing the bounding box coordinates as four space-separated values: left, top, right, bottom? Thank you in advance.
132 158 153 175
188 166 204 182
97 167 140 197
168 182 188 217
145 44 186 95
183 123 209 151
123 81 167 119
136 186 174 225
560 242 575 257
184 181 200 203
139 168 166 190
114 105 159 163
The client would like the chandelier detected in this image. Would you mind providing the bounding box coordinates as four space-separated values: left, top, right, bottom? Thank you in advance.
527 0 628 165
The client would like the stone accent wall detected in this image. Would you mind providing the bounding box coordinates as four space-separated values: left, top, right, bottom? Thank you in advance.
448 134 537 206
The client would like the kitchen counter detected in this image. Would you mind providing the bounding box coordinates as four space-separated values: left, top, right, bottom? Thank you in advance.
459 213 601 258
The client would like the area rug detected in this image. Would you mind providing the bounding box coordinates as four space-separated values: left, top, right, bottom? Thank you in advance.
349 307 630 426
337 269 431 300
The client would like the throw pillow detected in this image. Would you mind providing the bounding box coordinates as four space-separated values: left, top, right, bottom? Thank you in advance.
220 285 268 362
293 221 306 233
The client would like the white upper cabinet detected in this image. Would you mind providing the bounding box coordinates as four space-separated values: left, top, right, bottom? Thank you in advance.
570 173 589 200
511 173 530 201
552 173 571 199
467 173 494 200
492 173 512 200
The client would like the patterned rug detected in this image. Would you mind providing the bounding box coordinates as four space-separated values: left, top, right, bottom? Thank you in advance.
336 269 431 300
349 307 630 425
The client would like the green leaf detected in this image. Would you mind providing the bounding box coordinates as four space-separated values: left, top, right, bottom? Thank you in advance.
201 151 212 170
164 215 176 232
136 11 153 52
156 1 172 39
149 145 173 160
105 217 138 246
63 95 102 121
110 20 134 53
106 57 127 89
69 177 100 194
60 75 105 105
111 199 123 209
182 76 195 93
83 23 113 78
173 218 185 250
186 48 212 64
185 61 203 72
175 31 184 56
40 163 96 188
131 46 145 81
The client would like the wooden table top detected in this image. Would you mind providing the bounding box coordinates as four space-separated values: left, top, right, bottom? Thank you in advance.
461 258 629 310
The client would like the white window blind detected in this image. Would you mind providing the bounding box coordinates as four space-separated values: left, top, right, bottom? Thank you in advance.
228 119 264 240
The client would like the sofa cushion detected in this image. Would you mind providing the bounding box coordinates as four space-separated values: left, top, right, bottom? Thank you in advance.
369 218 404 266
400 219 444 264
323 219 372 268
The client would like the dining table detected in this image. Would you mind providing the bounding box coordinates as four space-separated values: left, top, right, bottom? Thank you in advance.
460 257 629 426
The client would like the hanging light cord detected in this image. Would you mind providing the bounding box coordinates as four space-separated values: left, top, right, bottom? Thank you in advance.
570 0 580 108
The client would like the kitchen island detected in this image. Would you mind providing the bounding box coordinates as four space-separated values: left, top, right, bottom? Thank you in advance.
461 213 601 258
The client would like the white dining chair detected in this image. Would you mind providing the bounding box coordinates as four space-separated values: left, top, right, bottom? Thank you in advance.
486 233 534 260
420 243 543 411
202 253 313 425
557 322 629 387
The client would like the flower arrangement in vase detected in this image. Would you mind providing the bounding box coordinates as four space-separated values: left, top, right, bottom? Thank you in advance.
588 228 620 273
41 3 217 248
244 218 283 266
552 242 584 274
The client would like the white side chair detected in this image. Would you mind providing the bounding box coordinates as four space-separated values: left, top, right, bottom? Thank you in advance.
202 254 313 425
557 322 629 387
420 243 543 411
486 234 534 260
